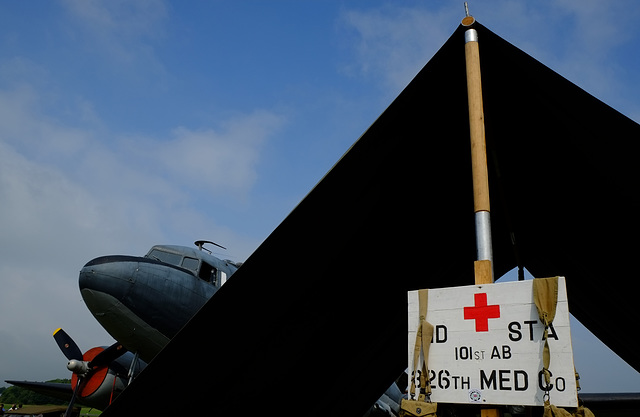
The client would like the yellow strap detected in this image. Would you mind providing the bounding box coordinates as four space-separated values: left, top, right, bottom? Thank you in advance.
410 290 434 400
533 277 559 327
533 277 559 389
543 401 573 417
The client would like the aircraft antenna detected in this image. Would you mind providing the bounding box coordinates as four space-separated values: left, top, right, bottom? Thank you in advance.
194 240 227 254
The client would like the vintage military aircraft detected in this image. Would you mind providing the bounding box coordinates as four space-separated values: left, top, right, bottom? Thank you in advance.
78 240 240 364
7 240 241 413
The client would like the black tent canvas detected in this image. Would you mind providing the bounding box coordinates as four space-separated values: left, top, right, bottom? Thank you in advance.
102 22 640 416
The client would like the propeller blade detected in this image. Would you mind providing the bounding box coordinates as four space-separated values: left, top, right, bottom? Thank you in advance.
88 342 127 368
53 328 83 361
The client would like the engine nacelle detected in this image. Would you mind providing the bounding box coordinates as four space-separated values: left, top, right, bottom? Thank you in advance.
70 347 143 410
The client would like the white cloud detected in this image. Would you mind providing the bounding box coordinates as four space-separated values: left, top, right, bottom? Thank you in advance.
340 5 458 94
543 1 637 101
60 0 169 85
0 84 95 168
153 111 285 197
61 0 168 46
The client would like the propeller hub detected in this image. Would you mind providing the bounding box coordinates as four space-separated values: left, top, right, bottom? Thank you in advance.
67 359 90 375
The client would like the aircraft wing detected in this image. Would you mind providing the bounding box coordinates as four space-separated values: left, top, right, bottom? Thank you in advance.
102 22 640 416
5 380 72 403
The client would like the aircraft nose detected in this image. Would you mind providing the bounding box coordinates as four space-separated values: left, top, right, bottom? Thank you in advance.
79 255 140 302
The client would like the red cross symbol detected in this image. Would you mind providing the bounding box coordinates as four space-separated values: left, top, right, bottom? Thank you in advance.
464 293 500 332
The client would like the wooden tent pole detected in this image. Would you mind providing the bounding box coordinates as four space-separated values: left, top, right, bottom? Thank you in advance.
462 7 493 284
462 4 500 416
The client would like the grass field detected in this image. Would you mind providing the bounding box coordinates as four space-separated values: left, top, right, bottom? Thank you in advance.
1 405 101 416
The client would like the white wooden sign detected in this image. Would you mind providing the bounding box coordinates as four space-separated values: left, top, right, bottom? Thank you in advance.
407 277 577 407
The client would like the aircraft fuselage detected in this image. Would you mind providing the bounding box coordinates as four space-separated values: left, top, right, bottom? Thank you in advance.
79 244 239 362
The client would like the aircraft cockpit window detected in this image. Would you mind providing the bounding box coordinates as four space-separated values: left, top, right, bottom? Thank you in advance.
147 249 182 266
198 262 218 284
182 257 199 272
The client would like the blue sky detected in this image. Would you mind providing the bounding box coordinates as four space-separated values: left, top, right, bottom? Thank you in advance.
0 0 639 394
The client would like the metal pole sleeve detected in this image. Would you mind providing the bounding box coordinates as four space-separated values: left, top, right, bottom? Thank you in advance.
475 211 493 264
